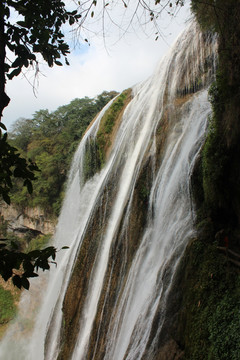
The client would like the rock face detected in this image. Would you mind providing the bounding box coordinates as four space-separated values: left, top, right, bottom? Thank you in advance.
0 202 56 236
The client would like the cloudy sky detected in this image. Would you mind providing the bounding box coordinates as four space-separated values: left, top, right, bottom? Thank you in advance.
3 1 191 130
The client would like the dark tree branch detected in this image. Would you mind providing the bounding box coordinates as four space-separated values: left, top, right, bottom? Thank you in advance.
0 2 10 120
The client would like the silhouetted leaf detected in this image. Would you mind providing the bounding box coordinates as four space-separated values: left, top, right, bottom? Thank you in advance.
21 277 30 290
0 123 6 130
12 275 22 289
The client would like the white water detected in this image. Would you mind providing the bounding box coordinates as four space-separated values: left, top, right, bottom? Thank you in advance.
103 90 210 360
0 21 217 360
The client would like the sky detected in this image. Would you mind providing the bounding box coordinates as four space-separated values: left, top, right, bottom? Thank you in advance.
2 1 191 130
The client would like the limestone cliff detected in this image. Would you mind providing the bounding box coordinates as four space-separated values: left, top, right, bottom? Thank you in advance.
0 202 56 236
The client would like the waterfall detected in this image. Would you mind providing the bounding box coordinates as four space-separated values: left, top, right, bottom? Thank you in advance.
0 21 217 360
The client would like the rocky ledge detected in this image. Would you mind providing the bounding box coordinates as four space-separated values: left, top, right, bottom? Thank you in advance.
0 202 56 237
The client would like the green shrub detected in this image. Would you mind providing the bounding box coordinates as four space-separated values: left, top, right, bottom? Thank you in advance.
208 293 240 360
27 234 52 252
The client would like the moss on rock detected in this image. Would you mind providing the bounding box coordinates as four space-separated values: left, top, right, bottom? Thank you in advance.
96 89 132 167
176 238 240 360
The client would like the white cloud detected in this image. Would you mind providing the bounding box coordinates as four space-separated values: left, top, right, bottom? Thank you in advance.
3 2 191 130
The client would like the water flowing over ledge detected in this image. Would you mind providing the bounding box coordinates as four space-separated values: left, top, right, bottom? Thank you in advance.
0 21 217 360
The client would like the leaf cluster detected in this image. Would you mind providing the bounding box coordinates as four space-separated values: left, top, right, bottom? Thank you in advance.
3 0 82 79
0 125 39 205
0 240 66 290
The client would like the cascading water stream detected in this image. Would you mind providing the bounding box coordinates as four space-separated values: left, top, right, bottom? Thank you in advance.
0 21 217 360
103 91 210 360
70 54 171 360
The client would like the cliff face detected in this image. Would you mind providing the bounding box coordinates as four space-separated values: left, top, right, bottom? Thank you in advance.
0 203 56 236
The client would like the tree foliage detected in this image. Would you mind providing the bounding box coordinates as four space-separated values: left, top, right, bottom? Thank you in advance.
2 0 80 79
0 239 70 290
0 128 39 205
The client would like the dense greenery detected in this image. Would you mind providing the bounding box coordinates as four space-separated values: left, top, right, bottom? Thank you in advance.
0 128 39 205
8 91 117 216
0 0 83 204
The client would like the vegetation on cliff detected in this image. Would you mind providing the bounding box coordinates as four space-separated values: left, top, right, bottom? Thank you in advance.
177 238 240 360
96 89 131 166
82 89 132 183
